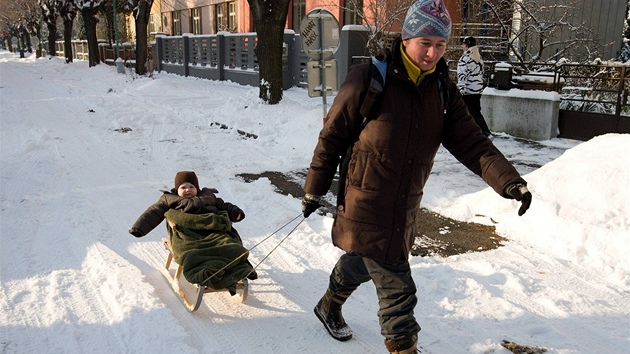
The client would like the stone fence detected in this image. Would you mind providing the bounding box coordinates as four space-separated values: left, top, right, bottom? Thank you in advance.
154 27 375 90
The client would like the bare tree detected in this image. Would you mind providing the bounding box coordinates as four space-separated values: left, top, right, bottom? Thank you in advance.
473 0 599 64
338 0 415 55
0 0 41 52
73 0 104 67
99 0 129 45
39 0 58 57
23 2 43 53
247 0 291 104
0 6 22 52
1 0 42 53
127 0 154 75
58 0 77 63
620 4 630 62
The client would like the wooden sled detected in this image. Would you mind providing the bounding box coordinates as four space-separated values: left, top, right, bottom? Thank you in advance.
161 237 249 312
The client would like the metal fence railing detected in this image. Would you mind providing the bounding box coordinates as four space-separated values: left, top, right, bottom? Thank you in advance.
555 64 629 117
447 60 629 118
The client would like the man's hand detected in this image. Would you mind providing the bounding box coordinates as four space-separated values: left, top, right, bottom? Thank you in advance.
301 193 322 218
506 183 532 216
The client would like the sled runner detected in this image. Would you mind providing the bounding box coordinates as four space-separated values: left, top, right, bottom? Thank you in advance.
161 237 249 312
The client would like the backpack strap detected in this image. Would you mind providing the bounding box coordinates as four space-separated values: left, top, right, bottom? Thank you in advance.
358 56 387 122
337 57 388 208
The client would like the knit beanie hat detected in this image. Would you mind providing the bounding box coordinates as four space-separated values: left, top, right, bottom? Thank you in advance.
174 171 199 191
401 0 452 40
463 36 477 46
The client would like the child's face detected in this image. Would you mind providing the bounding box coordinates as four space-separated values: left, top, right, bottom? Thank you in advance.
177 182 198 198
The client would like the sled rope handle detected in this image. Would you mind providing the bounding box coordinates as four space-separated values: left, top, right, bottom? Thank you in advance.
246 213 303 253
248 215 306 272
199 213 304 286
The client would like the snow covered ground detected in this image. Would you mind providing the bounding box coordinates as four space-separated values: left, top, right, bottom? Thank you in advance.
1 51 628 354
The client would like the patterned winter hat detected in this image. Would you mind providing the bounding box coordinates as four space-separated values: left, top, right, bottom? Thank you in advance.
174 171 199 191
401 0 452 40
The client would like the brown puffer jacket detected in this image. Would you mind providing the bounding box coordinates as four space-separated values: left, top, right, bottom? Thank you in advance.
129 187 244 237
304 37 526 264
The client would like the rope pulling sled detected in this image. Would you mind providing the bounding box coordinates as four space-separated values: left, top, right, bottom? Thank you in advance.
161 213 305 312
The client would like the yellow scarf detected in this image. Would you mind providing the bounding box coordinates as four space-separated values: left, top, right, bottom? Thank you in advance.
401 42 435 85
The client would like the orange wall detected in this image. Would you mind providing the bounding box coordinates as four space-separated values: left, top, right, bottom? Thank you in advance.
285 0 344 31
238 0 253 32
286 0 461 31
236 0 461 33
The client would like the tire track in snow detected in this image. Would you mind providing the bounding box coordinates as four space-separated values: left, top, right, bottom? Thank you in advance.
40 122 155 352
0 112 78 350
1 118 131 353
0 74 194 352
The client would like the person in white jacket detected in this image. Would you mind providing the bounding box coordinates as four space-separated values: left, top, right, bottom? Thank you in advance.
457 36 493 137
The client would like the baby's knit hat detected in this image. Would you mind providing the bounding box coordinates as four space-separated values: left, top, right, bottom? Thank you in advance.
401 0 452 40
174 171 199 191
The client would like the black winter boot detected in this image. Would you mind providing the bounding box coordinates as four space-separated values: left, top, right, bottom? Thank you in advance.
384 334 418 354
313 288 353 341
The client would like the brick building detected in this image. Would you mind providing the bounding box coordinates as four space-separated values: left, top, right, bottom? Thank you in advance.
130 0 627 61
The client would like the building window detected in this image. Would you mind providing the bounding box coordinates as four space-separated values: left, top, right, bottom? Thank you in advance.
191 8 202 34
462 0 469 21
149 15 155 33
150 13 162 33
292 0 306 30
172 11 181 35
228 2 236 31
216 2 236 32
216 4 225 32
344 0 362 25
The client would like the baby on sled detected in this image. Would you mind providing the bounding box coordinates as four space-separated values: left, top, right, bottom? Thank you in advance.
129 171 257 291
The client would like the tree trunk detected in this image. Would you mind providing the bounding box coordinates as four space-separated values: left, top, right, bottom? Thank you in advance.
100 1 114 45
63 20 74 63
134 1 151 75
247 0 290 104
81 8 100 67
21 28 32 53
254 23 285 104
46 22 56 57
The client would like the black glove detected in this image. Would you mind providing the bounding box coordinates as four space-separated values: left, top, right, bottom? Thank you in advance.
301 194 322 218
230 208 245 222
505 183 532 216
129 228 144 237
